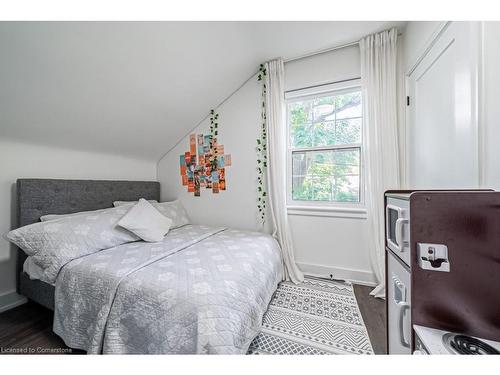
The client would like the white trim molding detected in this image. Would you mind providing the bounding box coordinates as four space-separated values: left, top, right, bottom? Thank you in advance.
0 290 27 313
406 21 451 76
287 205 367 219
296 262 376 287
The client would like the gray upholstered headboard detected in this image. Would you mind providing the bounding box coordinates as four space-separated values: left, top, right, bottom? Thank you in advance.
17 179 160 227
16 178 160 306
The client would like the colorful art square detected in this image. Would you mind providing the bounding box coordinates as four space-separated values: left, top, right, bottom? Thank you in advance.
211 171 219 183
189 135 196 154
197 134 204 146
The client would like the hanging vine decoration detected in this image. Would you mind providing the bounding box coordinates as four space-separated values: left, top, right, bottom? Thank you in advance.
209 109 219 138
209 109 219 170
256 63 267 224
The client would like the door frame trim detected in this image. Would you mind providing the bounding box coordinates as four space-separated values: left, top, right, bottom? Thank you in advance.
406 22 451 77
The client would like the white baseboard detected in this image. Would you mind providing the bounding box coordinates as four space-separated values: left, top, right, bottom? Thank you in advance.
0 290 27 313
297 262 377 287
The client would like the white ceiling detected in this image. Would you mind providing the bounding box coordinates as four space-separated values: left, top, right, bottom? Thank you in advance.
0 21 406 161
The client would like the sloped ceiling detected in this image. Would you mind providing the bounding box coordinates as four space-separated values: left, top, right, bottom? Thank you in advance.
0 21 406 161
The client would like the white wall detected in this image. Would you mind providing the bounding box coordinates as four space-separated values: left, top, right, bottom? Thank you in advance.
0 139 156 309
402 21 500 190
158 45 376 285
158 76 265 232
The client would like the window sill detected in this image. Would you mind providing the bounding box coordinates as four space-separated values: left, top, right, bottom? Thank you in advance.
286 205 367 219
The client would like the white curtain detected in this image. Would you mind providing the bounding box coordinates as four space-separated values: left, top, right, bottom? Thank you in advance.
360 29 400 298
264 58 304 284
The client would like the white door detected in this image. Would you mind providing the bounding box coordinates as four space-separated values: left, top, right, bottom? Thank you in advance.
407 22 480 188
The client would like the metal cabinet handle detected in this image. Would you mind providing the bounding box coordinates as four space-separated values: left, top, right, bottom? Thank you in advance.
398 301 410 348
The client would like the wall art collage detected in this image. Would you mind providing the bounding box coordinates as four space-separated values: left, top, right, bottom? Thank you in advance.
179 133 231 196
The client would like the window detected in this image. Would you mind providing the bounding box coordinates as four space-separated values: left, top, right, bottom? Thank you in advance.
286 81 363 206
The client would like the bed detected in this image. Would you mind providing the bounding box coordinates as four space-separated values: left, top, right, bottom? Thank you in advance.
14 178 283 354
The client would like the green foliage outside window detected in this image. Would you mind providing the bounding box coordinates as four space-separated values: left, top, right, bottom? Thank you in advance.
289 90 362 203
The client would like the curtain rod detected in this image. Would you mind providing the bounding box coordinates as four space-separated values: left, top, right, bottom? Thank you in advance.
284 40 359 63
284 30 403 64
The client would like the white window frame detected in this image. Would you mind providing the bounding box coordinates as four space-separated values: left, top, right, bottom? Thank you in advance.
285 79 366 218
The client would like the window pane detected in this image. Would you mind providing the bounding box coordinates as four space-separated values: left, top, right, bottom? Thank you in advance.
288 89 362 148
311 120 336 147
289 101 313 148
335 91 362 120
335 118 362 144
292 148 360 202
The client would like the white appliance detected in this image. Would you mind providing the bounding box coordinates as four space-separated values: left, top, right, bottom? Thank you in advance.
386 193 412 354
413 325 500 355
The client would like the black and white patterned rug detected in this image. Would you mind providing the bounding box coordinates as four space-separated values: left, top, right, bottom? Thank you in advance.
247 277 374 355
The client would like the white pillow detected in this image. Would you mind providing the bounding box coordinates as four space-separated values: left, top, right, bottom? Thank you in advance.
113 199 158 207
114 199 190 229
117 199 172 242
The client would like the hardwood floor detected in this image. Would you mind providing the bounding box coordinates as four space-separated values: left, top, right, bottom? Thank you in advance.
353 284 387 354
0 285 386 355
0 301 82 354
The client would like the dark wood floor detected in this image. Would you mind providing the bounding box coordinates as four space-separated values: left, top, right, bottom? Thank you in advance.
353 284 387 354
0 301 83 354
0 284 386 355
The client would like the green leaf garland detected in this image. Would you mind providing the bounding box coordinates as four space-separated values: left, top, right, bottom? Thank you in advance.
209 109 219 169
256 63 267 224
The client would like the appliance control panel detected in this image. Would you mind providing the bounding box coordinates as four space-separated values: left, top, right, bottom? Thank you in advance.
417 243 450 272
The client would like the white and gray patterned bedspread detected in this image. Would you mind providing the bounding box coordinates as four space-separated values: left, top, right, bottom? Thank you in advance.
53 225 283 354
